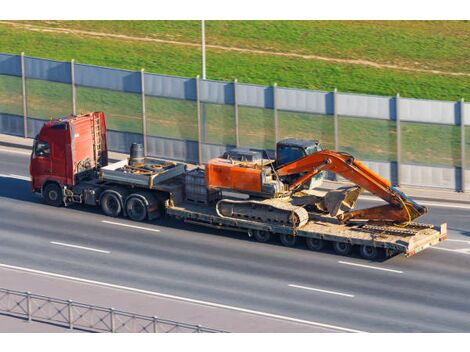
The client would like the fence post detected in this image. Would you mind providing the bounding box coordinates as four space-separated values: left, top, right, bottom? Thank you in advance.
141 68 147 156
67 300 73 330
234 79 240 148
110 308 116 332
71 59 77 115
461 98 466 192
26 291 32 322
20 52 28 139
196 75 203 165
273 83 279 145
396 93 401 186
333 88 339 151
153 316 158 333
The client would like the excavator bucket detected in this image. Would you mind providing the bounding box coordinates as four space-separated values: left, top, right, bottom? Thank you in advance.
324 186 362 217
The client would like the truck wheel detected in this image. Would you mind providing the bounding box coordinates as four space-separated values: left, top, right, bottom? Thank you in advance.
360 245 383 260
253 230 272 243
280 234 297 247
43 183 63 207
306 238 325 251
126 196 148 222
101 192 122 217
333 242 352 256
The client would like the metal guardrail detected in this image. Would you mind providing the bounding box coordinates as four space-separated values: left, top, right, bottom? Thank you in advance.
0 288 226 333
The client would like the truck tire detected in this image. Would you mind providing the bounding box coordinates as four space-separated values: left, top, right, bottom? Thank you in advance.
306 238 325 251
43 182 63 207
101 192 122 217
280 234 297 247
126 196 148 222
360 245 383 260
253 230 272 243
333 241 352 256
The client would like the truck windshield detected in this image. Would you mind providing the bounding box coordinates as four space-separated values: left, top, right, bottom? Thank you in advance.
33 140 51 158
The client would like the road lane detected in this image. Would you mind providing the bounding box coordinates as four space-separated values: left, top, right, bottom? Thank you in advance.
1 149 470 332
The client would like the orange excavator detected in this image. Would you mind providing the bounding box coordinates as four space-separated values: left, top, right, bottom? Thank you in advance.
206 138 427 227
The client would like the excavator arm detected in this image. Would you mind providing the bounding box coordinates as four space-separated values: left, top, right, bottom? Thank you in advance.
276 150 427 224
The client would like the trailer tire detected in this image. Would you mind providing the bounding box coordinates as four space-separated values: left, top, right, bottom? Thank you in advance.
306 238 325 251
253 230 272 243
43 182 63 207
280 234 297 247
100 192 122 217
126 196 148 222
360 245 383 260
333 241 352 256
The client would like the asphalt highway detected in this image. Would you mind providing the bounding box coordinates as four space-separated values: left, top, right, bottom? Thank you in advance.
1 147 470 332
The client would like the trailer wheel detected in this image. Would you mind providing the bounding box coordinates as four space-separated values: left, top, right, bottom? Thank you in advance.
333 241 352 256
306 238 325 251
101 192 122 217
253 230 272 243
43 182 63 207
280 234 297 247
360 245 383 260
126 196 148 222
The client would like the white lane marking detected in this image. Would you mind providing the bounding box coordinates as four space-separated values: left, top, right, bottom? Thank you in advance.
0 263 364 333
50 241 110 254
446 239 470 244
430 247 470 255
0 147 31 156
359 195 470 210
0 173 30 181
338 261 403 274
101 220 161 233
288 284 354 298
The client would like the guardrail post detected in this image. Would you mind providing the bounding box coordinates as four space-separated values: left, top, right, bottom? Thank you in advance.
153 316 158 333
20 52 28 139
234 79 240 147
273 82 279 145
333 88 339 151
461 98 466 192
67 300 73 330
110 308 116 332
396 93 401 186
196 324 201 333
196 75 203 165
71 59 77 115
141 68 147 156
26 291 32 322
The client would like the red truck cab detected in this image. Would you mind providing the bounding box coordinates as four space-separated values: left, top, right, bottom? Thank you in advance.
30 112 108 203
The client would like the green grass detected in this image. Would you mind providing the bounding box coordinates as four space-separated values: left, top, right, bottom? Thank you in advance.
1 21 469 168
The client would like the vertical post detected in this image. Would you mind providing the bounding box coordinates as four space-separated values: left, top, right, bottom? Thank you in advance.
201 20 206 80
26 291 32 322
396 93 402 186
234 79 240 147
110 308 116 333
273 83 279 145
20 52 28 138
71 59 77 115
141 68 147 156
333 88 339 151
196 75 203 165
461 98 466 192
67 300 73 330
196 324 201 333
153 316 158 333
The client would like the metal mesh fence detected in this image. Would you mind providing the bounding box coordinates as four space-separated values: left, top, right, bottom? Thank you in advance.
0 288 225 333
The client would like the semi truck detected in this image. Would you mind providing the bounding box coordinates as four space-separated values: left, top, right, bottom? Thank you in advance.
30 112 447 260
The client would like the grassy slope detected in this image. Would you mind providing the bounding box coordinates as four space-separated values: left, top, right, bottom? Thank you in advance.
0 22 468 167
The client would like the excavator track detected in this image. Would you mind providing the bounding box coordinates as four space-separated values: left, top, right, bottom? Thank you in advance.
216 198 309 228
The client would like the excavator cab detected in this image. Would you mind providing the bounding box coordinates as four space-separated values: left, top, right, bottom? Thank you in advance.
276 138 324 189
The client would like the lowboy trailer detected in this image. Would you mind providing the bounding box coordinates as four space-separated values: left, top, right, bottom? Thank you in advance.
30 113 447 260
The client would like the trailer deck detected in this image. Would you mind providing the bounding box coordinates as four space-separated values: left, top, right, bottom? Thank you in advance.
166 201 447 257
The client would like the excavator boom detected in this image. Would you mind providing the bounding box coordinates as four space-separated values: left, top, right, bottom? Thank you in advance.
276 150 427 224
